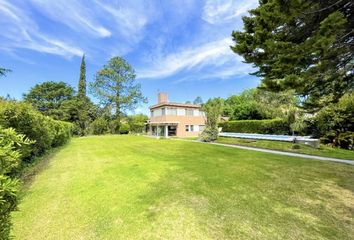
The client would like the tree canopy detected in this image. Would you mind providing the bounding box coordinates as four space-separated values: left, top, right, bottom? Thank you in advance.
223 88 297 120
90 56 146 132
232 0 354 111
0 67 10 77
24 81 75 119
193 96 203 105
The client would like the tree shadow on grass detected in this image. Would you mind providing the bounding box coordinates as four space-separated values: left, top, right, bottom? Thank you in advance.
19 145 66 194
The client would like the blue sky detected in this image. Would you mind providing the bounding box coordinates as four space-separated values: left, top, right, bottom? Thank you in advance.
0 0 259 114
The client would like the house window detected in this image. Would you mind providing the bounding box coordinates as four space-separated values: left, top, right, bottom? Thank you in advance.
185 125 189 132
190 125 194 132
161 108 166 116
168 108 177 116
151 110 154 117
199 125 205 131
186 109 193 116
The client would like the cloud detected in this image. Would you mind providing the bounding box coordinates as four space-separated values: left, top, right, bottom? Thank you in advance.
29 0 111 38
0 0 83 58
137 37 252 80
202 0 258 24
94 0 148 37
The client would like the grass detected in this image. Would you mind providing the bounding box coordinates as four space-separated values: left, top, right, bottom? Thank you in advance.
216 137 354 160
12 135 354 239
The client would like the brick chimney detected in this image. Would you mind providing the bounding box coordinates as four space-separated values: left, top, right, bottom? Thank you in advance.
158 92 168 103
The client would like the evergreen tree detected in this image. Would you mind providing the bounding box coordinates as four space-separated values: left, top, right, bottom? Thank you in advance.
0 67 10 77
24 81 74 119
200 98 224 142
78 54 86 98
232 0 354 112
193 96 203 105
90 56 147 133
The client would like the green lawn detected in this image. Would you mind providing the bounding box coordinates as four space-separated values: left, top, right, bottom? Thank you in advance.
12 135 354 239
216 137 354 160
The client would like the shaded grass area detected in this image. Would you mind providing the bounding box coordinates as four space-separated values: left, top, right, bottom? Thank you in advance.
12 135 354 239
216 137 354 160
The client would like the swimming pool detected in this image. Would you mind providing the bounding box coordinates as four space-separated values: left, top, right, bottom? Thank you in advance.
219 132 320 148
219 132 304 142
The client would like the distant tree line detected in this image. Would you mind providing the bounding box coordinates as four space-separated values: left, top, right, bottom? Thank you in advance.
21 56 148 136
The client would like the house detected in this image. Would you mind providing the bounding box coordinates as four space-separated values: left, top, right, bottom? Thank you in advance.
148 92 206 137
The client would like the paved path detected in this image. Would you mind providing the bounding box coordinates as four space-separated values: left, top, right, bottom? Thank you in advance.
167 137 354 165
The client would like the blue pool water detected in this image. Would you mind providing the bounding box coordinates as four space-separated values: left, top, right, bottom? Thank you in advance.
219 132 298 142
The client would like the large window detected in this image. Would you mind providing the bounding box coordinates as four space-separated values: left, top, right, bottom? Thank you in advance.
167 108 177 116
186 109 194 116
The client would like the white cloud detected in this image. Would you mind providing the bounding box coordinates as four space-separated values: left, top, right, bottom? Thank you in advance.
29 0 111 38
94 0 148 37
137 37 251 80
0 0 83 58
202 0 258 24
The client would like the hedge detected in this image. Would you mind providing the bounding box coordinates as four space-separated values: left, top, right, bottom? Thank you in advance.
219 119 290 134
0 127 33 239
0 100 73 159
0 100 73 239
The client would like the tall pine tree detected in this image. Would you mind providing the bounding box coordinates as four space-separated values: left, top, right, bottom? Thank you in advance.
78 54 86 98
232 0 354 112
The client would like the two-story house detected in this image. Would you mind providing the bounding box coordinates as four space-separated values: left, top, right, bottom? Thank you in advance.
148 92 206 138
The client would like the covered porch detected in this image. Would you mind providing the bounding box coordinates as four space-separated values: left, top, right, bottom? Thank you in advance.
149 121 179 138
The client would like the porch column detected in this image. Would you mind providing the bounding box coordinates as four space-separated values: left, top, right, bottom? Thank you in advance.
165 125 168 138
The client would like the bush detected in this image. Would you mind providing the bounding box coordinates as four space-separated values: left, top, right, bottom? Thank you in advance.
219 119 289 134
335 132 354 150
313 93 353 149
0 127 33 239
0 100 72 159
291 144 301 149
119 123 130 134
47 119 73 147
89 118 109 135
127 114 148 133
199 126 219 142
0 175 19 239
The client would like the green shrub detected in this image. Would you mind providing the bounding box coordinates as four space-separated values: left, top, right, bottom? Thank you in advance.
291 144 301 149
127 114 148 133
219 119 289 134
47 119 73 147
0 100 72 159
334 132 353 150
199 126 219 142
119 123 130 134
89 118 109 135
313 93 353 149
0 127 33 240
0 175 19 239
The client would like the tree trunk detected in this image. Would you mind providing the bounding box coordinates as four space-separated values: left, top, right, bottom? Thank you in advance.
116 95 121 134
